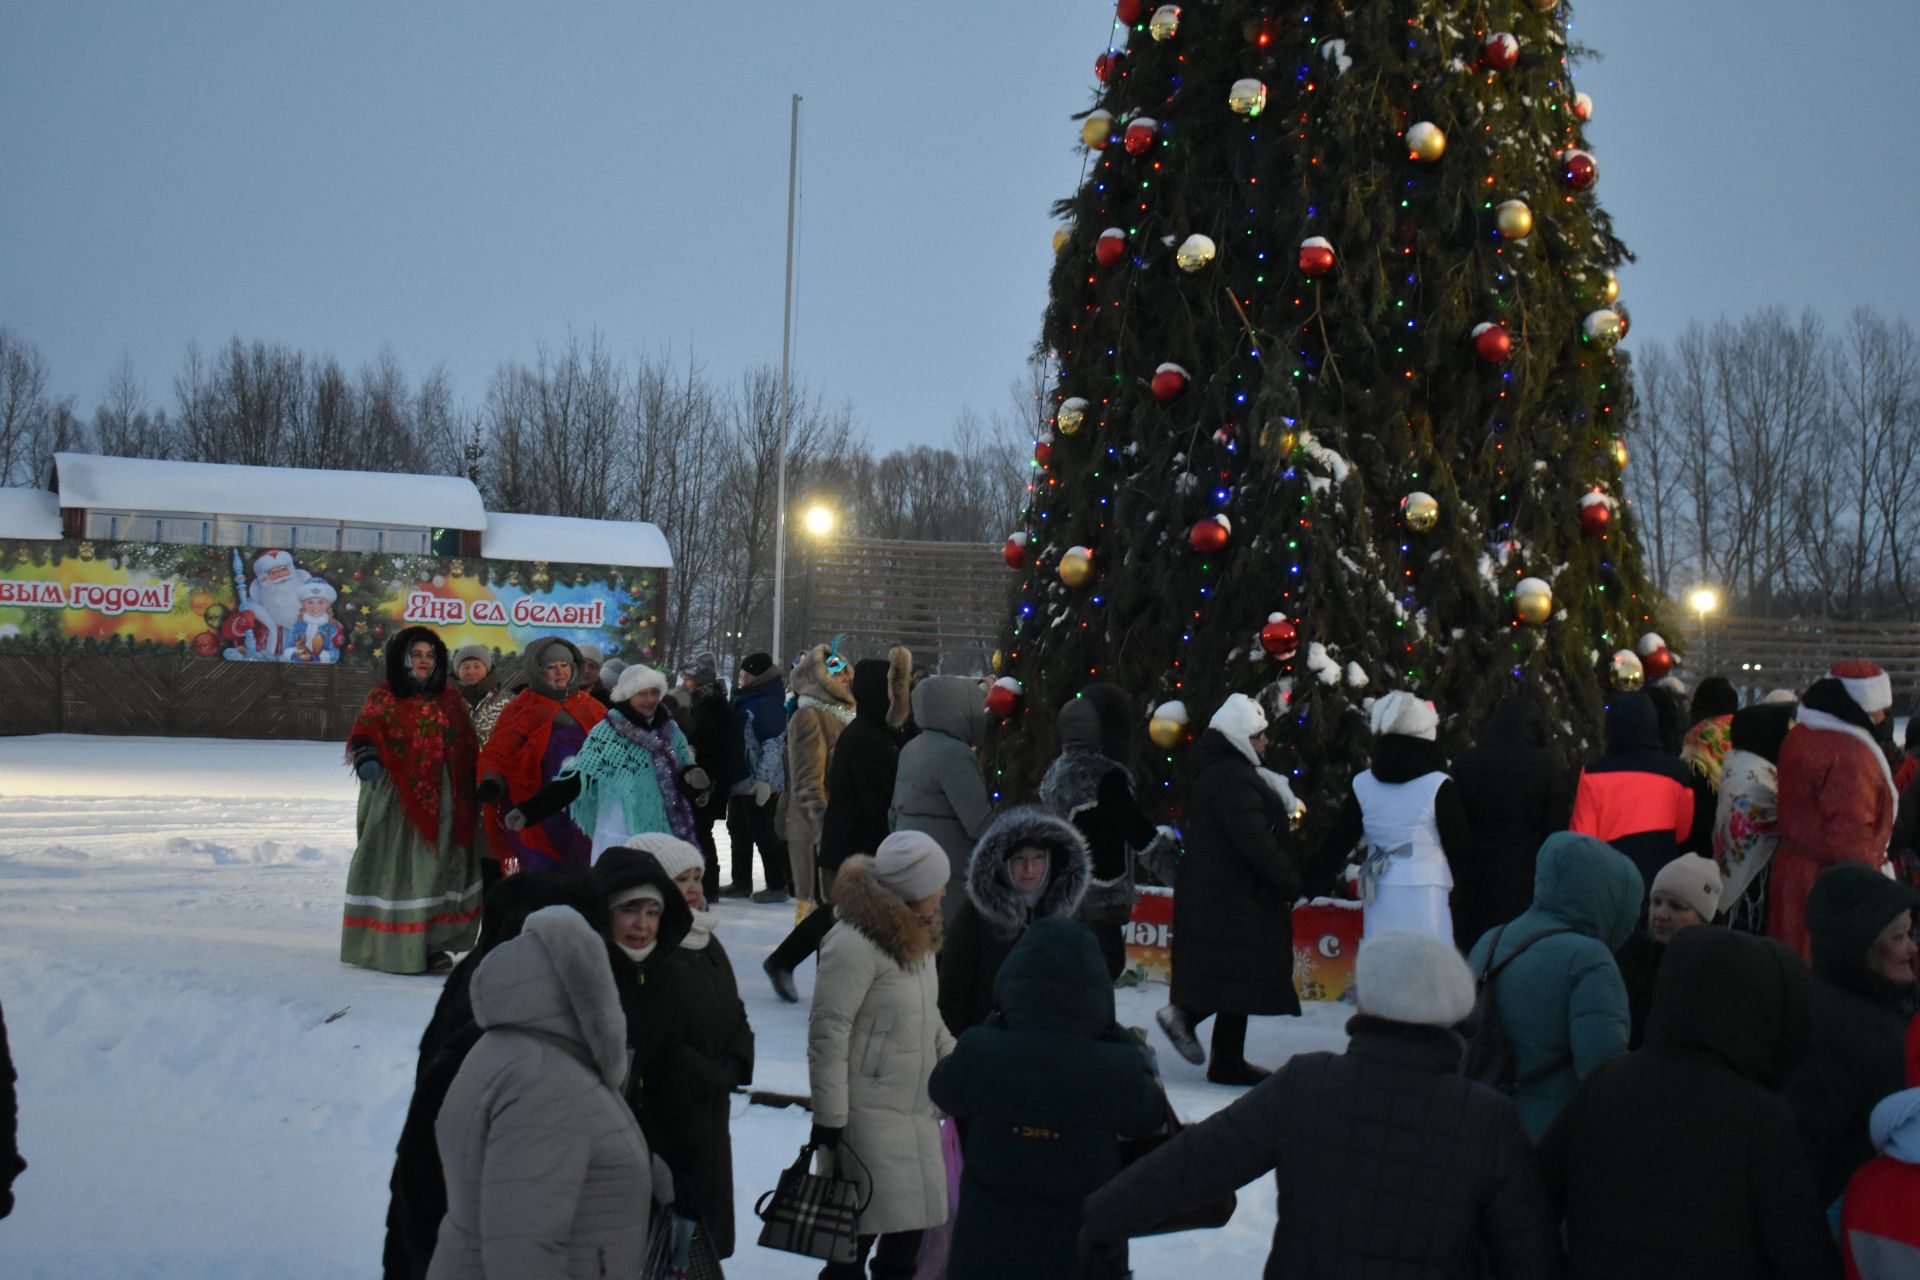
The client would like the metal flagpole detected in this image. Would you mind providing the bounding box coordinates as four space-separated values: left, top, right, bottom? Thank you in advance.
771 93 802 664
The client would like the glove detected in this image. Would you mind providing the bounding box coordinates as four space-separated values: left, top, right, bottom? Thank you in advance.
475 775 505 804
683 766 711 793
355 759 384 782
502 808 527 832
752 779 773 806
809 1123 843 1151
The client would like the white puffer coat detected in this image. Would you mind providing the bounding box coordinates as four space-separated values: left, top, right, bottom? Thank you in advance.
807 856 957 1236
428 907 649 1280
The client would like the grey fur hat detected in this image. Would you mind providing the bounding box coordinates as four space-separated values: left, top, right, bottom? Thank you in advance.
965 806 1091 940
1356 930 1475 1027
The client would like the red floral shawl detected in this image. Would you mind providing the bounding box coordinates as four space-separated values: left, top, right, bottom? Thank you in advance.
348 683 479 852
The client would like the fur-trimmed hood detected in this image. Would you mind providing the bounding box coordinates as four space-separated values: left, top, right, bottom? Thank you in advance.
966 806 1091 940
525 636 586 702
384 625 450 697
790 643 853 709
468 905 631 1091
830 854 944 968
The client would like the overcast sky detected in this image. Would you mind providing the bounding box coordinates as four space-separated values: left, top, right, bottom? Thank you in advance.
3 0 1915 453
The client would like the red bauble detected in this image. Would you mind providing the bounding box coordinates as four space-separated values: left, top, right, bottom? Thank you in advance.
1483 32 1519 71
1115 0 1145 23
1578 492 1613 537
220 609 268 648
1150 362 1189 402
986 677 1023 720
191 631 221 658
1561 150 1598 191
1643 646 1674 680
1002 532 1030 569
1188 515 1231 554
1297 237 1336 277
1123 117 1158 156
1094 50 1125 83
1472 322 1512 363
1034 439 1054 466
1260 616 1300 661
1095 228 1128 268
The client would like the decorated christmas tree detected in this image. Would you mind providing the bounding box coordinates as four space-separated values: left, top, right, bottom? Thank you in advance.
990 0 1665 831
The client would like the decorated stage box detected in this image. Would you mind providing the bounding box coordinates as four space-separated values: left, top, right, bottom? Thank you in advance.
1126 887 1364 1003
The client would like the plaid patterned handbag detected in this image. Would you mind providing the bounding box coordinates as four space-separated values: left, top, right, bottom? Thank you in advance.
754 1140 871 1264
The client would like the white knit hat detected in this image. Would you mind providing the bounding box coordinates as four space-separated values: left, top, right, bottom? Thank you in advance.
1369 690 1438 741
1355 930 1475 1027
872 830 951 902
611 663 669 704
608 881 665 912
1832 659 1893 714
1650 852 1723 922
621 833 704 884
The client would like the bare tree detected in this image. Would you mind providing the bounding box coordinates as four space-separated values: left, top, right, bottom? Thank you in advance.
91 356 176 460
0 328 53 485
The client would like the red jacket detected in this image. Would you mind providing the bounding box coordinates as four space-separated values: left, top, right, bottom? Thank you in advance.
1769 708 1895 959
1841 1016 1920 1280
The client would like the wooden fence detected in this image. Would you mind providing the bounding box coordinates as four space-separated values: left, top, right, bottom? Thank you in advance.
801 536 1006 674
0 653 378 740
1668 615 1920 707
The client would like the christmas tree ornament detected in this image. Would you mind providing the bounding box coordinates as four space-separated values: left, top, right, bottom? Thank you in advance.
1227 78 1269 117
1082 111 1114 150
1401 491 1441 533
1573 91 1594 121
1059 546 1094 587
1472 322 1513 363
1151 363 1190 402
77 541 96 560
1636 631 1673 679
1115 0 1144 24
1095 227 1129 268
1259 613 1300 660
1483 32 1520 71
1577 490 1613 537
1189 514 1231 554
987 677 1024 720
1596 272 1619 305
1561 149 1598 191
1513 577 1554 625
1297 236 1336 277
1495 199 1534 241
1149 5 1180 41
1052 227 1071 253
1406 121 1447 162
1094 51 1125 83
1609 437 1630 471
1003 531 1031 569
1174 234 1216 272
1123 117 1159 155
191 631 221 658
990 649 1005 674
1148 700 1190 748
1609 648 1646 691
1056 397 1090 435
1034 436 1055 466
1582 308 1625 346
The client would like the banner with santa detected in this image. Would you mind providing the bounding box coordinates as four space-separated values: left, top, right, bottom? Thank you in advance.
0 538 664 666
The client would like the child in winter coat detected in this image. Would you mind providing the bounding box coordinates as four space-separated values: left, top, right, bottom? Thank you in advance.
1841 1014 1920 1279
929 919 1165 1280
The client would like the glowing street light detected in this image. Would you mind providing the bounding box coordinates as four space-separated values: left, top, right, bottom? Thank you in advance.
802 503 836 538
1687 587 1719 618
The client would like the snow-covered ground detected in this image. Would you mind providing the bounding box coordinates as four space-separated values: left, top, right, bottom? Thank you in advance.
0 734 1351 1278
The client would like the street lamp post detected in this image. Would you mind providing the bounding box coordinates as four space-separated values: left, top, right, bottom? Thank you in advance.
1688 587 1720 673
770 93 802 664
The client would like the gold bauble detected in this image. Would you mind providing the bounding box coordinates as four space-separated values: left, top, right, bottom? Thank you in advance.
1149 4 1180 41
1513 576 1553 625
1274 427 1299 455
1052 227 1071 254
1401 491 1441 533
1227 78 1269 117
1609 436 1630 470
1599 271 1620 305
990 649 1004 674
1174 233 1217 273
1058 546 1094 588
1056 397 1089 435
1582 308 1625 346
1495 199 1534 240
1609 648 1646 691
1082 111 1114 150
1405 121 1447 162
1148 700 1189 748
1288 801 1308 833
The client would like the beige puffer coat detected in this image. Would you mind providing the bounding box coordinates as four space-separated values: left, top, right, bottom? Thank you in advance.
807 857 956 1236
428 907 650 1280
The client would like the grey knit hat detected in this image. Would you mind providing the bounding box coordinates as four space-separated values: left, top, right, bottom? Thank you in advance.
451 644 493 672
872 830 951 903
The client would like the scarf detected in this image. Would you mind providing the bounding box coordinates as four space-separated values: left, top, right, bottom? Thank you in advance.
346 683 477 852
1682 715 1734 789
620 940 659 962
566 710 699 844
798 694 856 726
682 906 719 951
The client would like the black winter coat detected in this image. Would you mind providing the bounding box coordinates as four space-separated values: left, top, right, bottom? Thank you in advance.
817 707 901 876
1451 694 1572 945
1537 928 1838 1279
683 682 735 821
1082 1015 1561 1280
646 936 754 1257
929 919 1164 1280
1170 730 1301 1016
1613 928 1663 1051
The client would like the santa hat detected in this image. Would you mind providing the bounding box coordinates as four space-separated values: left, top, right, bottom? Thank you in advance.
1369 690 1438 741
1832 659 1893 714
611 663 669 704
253 549 294 573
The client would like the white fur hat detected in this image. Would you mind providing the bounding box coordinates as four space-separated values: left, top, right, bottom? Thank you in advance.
1208 692 1269 741
611 663 669 704
1369 690 1438 741
296 580 337 604
1831 659 1893 714
1356 930 1476 1027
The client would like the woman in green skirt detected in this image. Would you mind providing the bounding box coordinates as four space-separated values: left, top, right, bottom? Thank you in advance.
342 626 484 974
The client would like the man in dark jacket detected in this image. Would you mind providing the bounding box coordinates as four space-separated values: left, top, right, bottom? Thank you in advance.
676 652 735 902
1786 862 1920 1204
1157 694 1301 1085
1085 929 1560 1279
1450 691 1572 946
1570 690 1696 901
1538 927 1838 1279
762 648 910 1000
724 652 790 900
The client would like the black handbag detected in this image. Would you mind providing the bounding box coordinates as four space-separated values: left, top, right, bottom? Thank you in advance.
754 1140 871 1264
1116 1098 1237 1236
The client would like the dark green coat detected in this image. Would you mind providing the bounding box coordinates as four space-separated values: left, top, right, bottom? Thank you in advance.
929 918 1164 1280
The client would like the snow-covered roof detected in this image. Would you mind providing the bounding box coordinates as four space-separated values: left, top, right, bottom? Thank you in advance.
49 453 488 530
481 511 672 570
0 485 62 539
